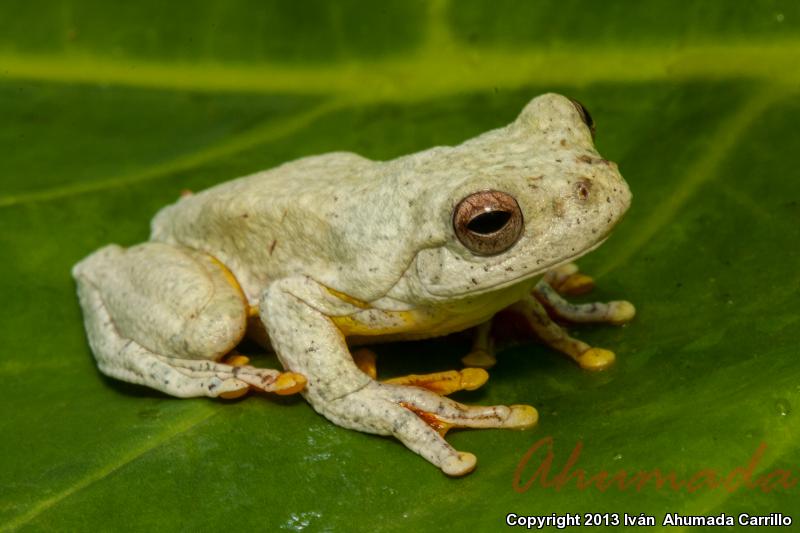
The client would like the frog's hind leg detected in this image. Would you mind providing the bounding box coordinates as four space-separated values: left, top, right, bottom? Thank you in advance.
73 243 304 398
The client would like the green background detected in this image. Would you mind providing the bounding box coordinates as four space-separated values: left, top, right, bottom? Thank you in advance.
1 1 799 531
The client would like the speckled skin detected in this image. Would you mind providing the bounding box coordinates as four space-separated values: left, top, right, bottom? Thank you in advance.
73 94 631 476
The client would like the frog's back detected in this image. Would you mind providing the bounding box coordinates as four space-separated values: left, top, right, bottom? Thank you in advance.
152 152 373 235
149 151 407 301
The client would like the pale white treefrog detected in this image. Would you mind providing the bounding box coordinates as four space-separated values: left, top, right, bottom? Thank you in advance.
73 94 634 476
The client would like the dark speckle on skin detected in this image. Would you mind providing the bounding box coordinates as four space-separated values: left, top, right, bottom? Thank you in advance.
269 240 277 255
552 199 565 217
471 277 478 285
578 154 594 164
575 179 592 201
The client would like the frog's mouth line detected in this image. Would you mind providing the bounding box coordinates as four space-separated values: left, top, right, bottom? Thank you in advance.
420 235 610 300
476 236 610 294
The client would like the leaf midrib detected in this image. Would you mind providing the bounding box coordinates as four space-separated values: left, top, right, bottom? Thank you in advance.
1 39 799 99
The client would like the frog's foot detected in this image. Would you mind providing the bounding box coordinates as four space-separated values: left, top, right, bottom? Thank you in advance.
353 348 489 395
510 296 616 371
533 279 635 325
542 262 595 296
217 353 306 398
320 381 538 476
151 356 305 398
461 320 497 368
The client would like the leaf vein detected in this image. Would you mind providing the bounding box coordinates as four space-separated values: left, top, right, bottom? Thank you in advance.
2 406 222 531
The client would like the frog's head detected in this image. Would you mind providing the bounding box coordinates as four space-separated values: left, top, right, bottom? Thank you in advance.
405 93 631 301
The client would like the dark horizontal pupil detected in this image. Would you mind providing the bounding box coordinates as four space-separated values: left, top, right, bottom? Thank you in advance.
467 210 511 235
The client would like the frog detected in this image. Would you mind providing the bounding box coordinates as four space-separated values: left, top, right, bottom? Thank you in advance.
72 93 634 476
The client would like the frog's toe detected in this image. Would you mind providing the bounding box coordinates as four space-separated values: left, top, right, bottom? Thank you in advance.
205 361 306 396
555 272 595 296
387 405 478 477
390 386 539 431
575 348 616 371
217 379 251 400
384 368 489 395
505 405 539 428
543 262 595 295
461 349 497 368
606 300 636 325
442 452 477 477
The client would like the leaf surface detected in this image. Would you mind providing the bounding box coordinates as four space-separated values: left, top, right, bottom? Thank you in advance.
1 1 799 531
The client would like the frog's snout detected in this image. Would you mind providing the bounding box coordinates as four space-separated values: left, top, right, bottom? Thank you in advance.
575 155 631 210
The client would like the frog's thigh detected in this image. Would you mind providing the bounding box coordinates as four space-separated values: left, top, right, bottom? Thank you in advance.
73 243 298 397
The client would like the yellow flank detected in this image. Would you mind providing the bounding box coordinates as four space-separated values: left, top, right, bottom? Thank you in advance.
330 310 418 336
208 255 247 302
328 281 535 340
325 286 371 309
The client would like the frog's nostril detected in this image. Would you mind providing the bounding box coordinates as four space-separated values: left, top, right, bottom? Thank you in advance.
575 179 592 201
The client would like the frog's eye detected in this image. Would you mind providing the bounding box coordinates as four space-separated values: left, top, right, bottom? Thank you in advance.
453 190 524 256
569 98 595 138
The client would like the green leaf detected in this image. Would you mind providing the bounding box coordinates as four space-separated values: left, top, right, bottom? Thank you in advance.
2 1 799 531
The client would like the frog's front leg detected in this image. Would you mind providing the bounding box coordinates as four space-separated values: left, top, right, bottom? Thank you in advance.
533 265 635 325
462 263 635 371
261 277 538 476
509 296 618 370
